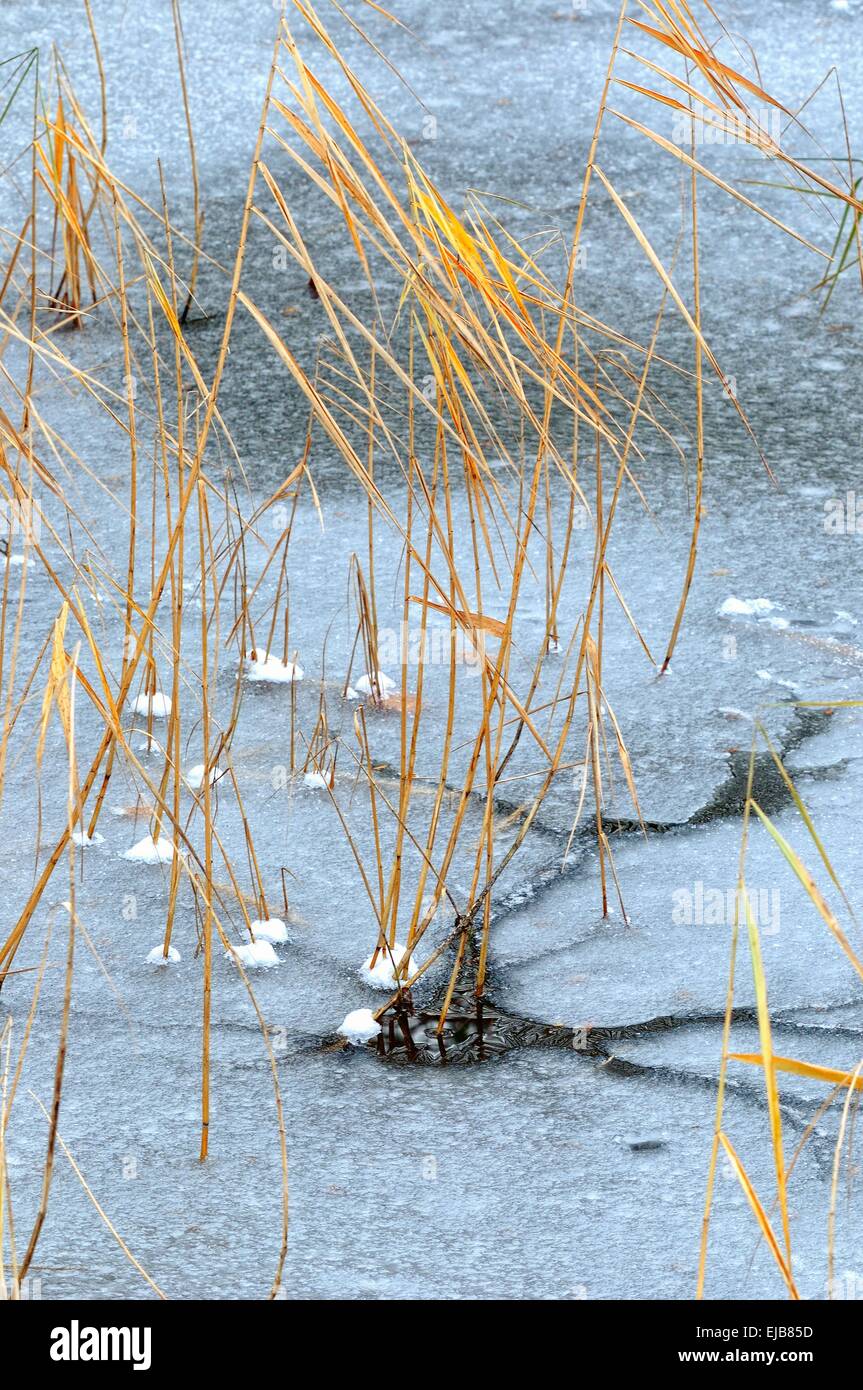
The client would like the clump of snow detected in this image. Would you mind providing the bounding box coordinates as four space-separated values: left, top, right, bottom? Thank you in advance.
72 830 104 847
187 763 221 790
245 654 304 683
755 669 772 681
719 596 776 618
122 834 179 864
229 939 279 969
719 596 788 629
359 941 417 989
249 917 289 945
338 1008 380 1045
147 944 181 966
132 692 172 719
345 686 360 701
303 769 329 789
355 670 396 697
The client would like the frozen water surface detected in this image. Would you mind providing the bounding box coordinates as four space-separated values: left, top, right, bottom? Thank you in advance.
1 0 862 1299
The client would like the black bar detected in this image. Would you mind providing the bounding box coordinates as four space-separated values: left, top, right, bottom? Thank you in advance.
5 1298 850 1375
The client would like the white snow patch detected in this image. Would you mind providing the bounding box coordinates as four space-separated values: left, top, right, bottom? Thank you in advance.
245 654 304 683
303 769 329 789
132 692 172 719
147 944 181 966
72 830 104 847
338 1008 380 1045
122 834 179 864
345 686 360 701
719 596 788 629
187 763 221 789
719 596 777 618
355 670 396 697
249 917 289 945
359 941 417 989
229 939 279 969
